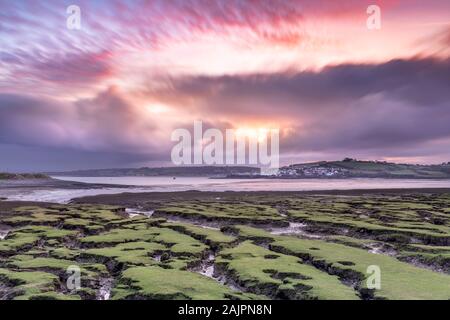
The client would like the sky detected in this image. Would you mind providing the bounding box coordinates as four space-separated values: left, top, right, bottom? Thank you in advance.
0 0 449 171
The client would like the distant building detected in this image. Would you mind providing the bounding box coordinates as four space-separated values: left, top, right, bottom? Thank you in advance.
276 165 347 177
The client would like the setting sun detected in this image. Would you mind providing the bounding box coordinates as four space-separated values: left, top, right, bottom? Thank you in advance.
235 128 273 143
146 103 170 114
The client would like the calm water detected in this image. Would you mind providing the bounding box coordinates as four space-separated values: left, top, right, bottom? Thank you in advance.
53 176 450 191
2 176 450 204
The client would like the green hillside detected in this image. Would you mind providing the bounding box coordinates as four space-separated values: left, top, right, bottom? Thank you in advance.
283 159 450 179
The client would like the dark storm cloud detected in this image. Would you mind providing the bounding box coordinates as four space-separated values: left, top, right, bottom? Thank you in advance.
0 88 164 154
153 57 450 156
167 57 450 112
1 57 449 170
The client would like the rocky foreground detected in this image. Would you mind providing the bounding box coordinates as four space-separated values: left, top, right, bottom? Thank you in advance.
0 191 449 300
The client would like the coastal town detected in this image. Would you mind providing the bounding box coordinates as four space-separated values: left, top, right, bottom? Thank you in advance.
276 165 348 177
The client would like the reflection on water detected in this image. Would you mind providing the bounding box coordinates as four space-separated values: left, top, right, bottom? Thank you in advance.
1 187 150 204
53 176 450 191
96 278 113 301
199 253 216 278
125 208 154 218
0 230 10 240
270 222 323 239
1 176 450 204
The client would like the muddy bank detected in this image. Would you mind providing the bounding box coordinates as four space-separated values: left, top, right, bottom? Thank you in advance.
0 179 147 204
0 201 56 219
0 178 132 190
189 252 253 295
154 210 288 228
72 188 450 206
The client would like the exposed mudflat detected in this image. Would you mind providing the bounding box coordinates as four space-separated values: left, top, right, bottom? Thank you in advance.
0 178 157 204
0 190 449 300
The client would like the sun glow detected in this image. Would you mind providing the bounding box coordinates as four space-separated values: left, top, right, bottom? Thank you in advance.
146 103 170 114
236 127 272 143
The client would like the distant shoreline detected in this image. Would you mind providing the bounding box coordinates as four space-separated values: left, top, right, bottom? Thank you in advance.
0 177 136 190
214 175 450 180
2 176 450 204
44 159 450 179
3 188 450 209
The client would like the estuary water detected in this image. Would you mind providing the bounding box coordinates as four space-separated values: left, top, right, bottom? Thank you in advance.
54 176 450 191
1 176 450 204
